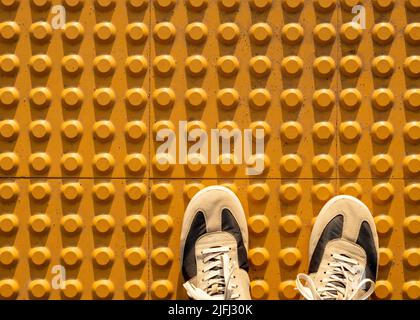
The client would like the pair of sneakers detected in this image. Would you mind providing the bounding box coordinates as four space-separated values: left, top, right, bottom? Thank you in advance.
180 186 379 300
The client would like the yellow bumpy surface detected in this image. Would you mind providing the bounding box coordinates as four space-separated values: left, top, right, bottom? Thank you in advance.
0 0 419 299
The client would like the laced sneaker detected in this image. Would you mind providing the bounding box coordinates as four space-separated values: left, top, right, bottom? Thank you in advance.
296 195 379 300
180 186 251 300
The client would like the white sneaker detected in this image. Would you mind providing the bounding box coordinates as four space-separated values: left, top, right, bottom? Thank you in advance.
296 195 379 300
180 186 251 300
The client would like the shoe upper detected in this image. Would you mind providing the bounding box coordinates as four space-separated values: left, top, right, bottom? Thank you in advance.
180 186 250 300
297 195 379 300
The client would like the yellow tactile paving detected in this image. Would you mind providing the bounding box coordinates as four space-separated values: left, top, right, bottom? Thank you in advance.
0 179 148 299
150 0 338 179
337 0 420 179
0 0 149 179
0 0 419 300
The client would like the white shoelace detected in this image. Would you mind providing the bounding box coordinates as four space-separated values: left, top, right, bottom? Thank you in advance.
183 246 239 300
296 253 375 300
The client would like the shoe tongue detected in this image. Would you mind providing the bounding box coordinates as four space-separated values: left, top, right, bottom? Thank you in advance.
209 284 225 298
196 231 237 248
315 240 368 299
330 253 350 291
324 240 367 269
325 275 347 300
195 232 238 297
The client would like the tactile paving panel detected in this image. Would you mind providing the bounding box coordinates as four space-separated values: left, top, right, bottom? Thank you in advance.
0 0 419 300
0 178 149 299
0 0 149 179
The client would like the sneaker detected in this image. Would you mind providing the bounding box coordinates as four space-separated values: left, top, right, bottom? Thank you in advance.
296 195 379 300
180 186 251 300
